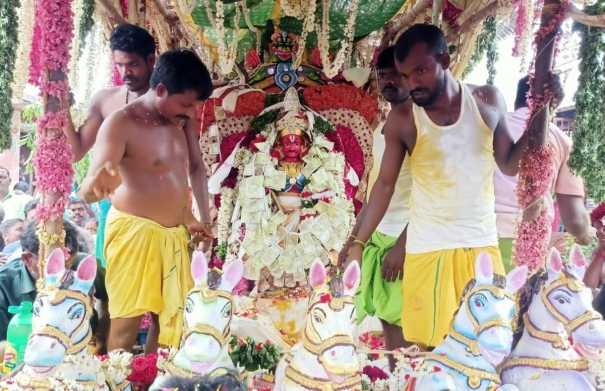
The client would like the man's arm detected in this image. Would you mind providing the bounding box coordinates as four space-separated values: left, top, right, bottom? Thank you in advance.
489 86 528 176
354 114 408 243
556 194 591 240
80 114 127 204
184 113 211 222
65 91 108 162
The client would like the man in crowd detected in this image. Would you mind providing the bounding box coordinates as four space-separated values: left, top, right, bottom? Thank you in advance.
66 24 212 267
339 46 412 369
495 76 593 271
0 220 108 358
68 198 89 227
0 167 32 220
347 24 556 348
81 49 214 353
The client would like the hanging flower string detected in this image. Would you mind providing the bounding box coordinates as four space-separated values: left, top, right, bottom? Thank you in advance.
512 1 569 270
11 0 34 102
28 0 42 85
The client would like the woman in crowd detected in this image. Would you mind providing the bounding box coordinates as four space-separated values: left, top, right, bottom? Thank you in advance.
0 219 24 262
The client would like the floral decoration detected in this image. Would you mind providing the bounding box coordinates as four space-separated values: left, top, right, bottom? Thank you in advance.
11 0 34 103
0 0 19 150
126 353 159 388
512 1 568 270
303 84 379 124
568 0 605 199
359 331 386 360
228 336 282 372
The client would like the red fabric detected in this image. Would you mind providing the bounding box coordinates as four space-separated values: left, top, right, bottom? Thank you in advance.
591 202 605 224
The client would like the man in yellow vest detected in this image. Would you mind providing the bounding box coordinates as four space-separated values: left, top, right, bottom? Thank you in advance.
347 24 561 348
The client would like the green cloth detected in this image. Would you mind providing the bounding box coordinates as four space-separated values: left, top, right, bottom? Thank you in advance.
95 199 111 267
0 252 106 340
1 193 32 220
355 231 402 326
499 237 515 274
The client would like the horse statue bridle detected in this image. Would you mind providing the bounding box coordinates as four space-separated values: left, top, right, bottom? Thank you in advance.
33 286 93 355
285 292 362 391
449 284 515 356
167 283 233 379
431 283 512 389
527 272 602 350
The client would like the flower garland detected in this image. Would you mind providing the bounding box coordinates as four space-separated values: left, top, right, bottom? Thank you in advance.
28 0 42 85
291 0 316 70
79 0 95 51
11 0 34 103
512 2 569 270
567 0 605 199
361 365 389 391
48 354 106 391
302 84 378 124
512 0 533 66
0 0 19 150
316 0 359 78
205 0 241 76
126 353 159 388
68 0 84 105
33 0 75 269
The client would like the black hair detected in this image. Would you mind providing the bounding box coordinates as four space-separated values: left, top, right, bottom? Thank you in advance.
150 49 213 101
394 24 449 63
515 75 531 110
109 24 156 60
21 220 79 256
376 46 396 70
151 370 246 391
24 198 39 216
0 218 23 250
13 181 29 193
69 198 86 207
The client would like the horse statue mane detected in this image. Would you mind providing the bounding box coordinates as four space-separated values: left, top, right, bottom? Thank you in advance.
274 258 362 391
0 248 131 391
399 252 528 391
501 245 605 390
152 252 244 388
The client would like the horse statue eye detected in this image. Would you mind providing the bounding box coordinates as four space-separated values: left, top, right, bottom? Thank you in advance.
474 299 484 308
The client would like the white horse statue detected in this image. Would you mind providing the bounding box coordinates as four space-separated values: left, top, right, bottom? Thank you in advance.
1 248 131 390
400 252 528 391
501 245 605 390
151 252 244 388
274 258 362 391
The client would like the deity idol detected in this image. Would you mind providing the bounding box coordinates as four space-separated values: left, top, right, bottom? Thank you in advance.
227 88 356 293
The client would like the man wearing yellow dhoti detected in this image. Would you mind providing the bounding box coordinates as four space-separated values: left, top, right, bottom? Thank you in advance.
348 25 530 349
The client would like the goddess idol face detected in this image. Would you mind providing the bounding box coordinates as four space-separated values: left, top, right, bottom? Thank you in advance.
280 133 304 162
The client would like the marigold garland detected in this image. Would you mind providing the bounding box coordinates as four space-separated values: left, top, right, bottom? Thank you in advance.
0 0 19 150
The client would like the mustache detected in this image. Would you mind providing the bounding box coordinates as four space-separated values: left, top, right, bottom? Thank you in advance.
410 88 429 95
122 76 135 82
176 115 190 120
382 86 396 93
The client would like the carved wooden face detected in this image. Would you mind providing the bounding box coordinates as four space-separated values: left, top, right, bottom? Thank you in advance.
280 134 304 161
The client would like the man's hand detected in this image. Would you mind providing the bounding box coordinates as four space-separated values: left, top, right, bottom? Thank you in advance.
342 245 363 273
89 162 122 199
545 70 564 109
187 220 214 244
381 243 405 282
338 238 354 268
576 226 597 246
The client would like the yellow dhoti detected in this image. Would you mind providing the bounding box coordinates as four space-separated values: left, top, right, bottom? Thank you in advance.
401 246 504 348
104 207 193 347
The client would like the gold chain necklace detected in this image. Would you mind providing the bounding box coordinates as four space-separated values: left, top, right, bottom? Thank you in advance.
284 365 361 391
425 353 501 389
500 356 589 372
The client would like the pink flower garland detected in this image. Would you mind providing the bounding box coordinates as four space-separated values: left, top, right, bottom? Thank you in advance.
29 1 43 86
32 0 75 221
512 3 568 270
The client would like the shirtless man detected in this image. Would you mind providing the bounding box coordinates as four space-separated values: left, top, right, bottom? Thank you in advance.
66 24 212 266
81 49 214 353
347 24 542 348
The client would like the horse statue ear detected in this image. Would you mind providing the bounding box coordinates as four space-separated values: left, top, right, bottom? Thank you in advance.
568 243 587 280
474 252 494 285
343 261 361 296
74 255 97 294
309 258 327 291
191 251 209 287
546 247 564 284
506 265 528 294
45 248 67 287
220 259 244 293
